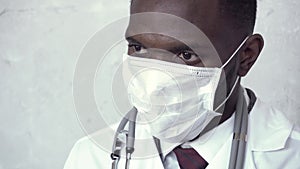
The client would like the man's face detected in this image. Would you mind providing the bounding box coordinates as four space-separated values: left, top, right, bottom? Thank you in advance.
126 0 243 71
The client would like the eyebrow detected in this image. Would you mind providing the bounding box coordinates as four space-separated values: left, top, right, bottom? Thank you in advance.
125 36 202 54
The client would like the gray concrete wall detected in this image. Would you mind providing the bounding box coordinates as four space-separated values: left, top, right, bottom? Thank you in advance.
0 0 299 169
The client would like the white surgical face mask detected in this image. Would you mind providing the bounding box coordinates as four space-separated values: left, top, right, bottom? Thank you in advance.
122 37 248 143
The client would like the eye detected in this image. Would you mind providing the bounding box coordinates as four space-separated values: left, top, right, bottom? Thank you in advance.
128 43 147 54
177 51 201 64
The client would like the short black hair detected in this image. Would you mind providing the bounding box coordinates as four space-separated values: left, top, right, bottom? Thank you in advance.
219 0 257 33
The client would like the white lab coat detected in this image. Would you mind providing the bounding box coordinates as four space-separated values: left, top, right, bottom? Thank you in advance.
64 99 300 169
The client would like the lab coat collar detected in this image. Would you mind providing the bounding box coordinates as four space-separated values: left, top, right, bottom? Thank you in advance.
248 98 294 152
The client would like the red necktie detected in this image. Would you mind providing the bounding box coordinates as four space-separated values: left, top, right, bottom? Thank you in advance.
173 146 208 169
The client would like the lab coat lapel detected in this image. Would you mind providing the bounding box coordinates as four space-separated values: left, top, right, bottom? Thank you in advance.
247 99 294 168
205 136 258 169
205 98 293 169
248 99 293 152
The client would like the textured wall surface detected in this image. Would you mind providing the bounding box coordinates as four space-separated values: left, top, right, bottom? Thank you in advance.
0 0 299 169
243 0 300 122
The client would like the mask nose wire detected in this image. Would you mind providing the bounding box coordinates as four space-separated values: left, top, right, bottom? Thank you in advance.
221 36 250 69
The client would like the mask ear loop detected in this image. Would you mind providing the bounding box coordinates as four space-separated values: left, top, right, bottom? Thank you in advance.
214 76 240 112
214 36 250 112
221 36 250 69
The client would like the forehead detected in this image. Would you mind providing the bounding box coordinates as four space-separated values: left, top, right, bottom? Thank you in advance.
129 0 221 37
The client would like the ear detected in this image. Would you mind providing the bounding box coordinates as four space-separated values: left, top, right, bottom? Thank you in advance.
238 34 264 76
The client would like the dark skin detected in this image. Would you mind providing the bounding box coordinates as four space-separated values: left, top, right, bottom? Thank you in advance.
126 0 264 125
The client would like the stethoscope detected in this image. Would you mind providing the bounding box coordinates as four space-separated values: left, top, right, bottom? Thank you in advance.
111 107 138 169
111 87 256 169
